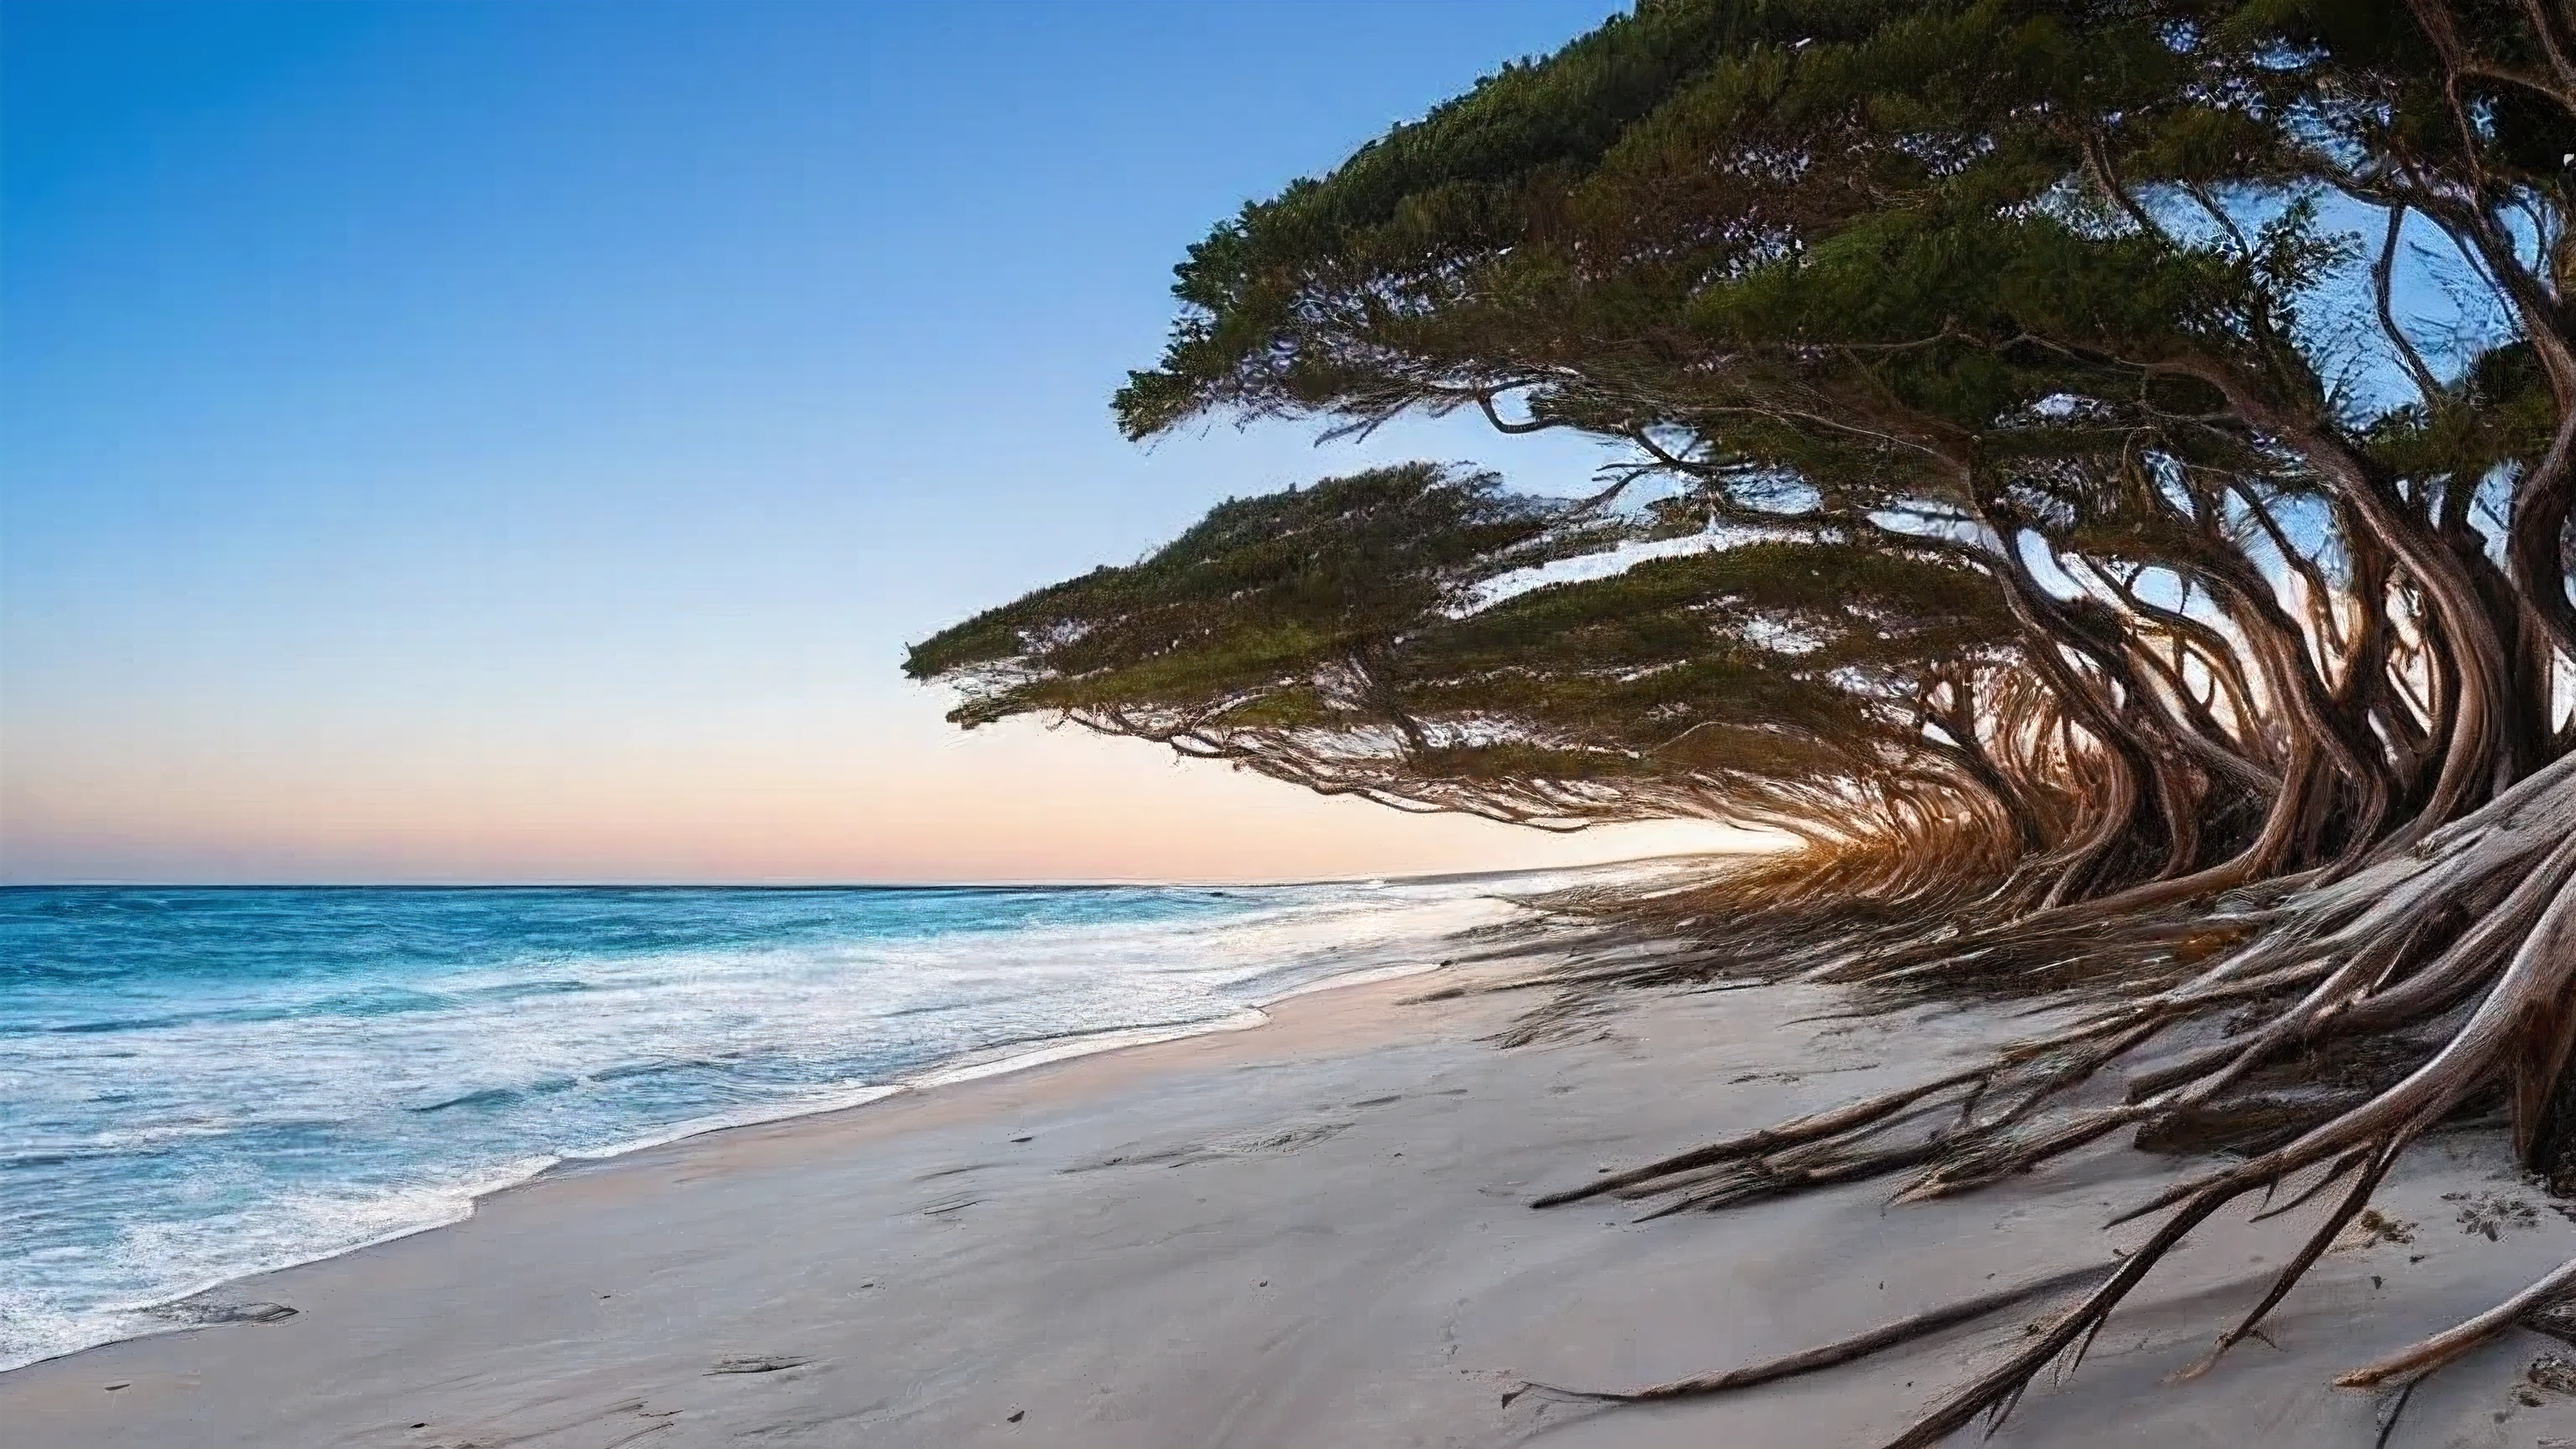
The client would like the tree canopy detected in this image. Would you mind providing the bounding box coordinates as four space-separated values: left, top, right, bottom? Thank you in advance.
911 462 2034 849
1049 0 2573 907
908 5 2576 1439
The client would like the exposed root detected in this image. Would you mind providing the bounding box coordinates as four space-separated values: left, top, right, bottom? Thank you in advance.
2178 1135 2407 1379
1507 1260 2121 1408
1530 1067 1989 1208
2371 1378 2419 1449
1519 760 2576 1446
2335 1255 2576 1389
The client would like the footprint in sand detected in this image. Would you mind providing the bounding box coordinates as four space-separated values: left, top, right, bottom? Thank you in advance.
394 1395 678 1449
1062 1120 1353 1172
707 1355 812 1375
153 1300 298 1326
1208 1121 1351 1155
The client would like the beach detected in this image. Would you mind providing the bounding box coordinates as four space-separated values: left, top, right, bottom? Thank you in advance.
7 955 2574 1449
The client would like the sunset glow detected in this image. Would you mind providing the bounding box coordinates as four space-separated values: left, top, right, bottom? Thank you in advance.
0 0 1758 883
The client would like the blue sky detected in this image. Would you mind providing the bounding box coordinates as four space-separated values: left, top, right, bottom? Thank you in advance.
1 0 1742 881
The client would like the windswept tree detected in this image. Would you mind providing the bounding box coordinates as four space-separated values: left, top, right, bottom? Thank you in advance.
911 1 2576 1440
911 463 2049 859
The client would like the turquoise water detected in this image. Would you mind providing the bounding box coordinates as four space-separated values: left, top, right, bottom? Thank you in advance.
0 879 1524 1369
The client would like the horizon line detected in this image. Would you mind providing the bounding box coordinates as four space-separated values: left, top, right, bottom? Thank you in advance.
0 850 1758 894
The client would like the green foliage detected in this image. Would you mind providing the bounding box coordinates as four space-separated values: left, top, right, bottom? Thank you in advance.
910 460 2027 830
906 464 1576 724
922 0 2572 871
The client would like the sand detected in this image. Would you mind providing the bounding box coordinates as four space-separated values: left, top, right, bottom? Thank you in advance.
7 958 2575 1449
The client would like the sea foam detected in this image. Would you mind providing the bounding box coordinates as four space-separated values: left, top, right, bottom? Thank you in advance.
0 875 1563 1369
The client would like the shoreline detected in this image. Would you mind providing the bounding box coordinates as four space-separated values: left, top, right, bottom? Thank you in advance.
0 951 1462 1378
9 949 2574 1447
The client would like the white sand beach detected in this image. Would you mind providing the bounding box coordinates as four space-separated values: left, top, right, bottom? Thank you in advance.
7 958 2573 1449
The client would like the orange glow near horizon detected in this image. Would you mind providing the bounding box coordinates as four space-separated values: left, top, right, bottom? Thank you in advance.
0 0 1770 890
3 691 1773 884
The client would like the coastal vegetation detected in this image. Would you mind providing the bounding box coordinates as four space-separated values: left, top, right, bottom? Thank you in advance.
909 0 2576 1439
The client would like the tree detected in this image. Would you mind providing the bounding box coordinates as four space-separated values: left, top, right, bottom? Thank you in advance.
911 463 2051 855
912 1 2575 1438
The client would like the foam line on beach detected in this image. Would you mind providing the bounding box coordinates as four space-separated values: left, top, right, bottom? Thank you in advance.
0 953 1459 1375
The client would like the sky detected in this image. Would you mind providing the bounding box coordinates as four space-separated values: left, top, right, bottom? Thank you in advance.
0 0 1757 883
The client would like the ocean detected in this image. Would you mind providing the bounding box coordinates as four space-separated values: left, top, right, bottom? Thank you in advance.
0 876 1549 1371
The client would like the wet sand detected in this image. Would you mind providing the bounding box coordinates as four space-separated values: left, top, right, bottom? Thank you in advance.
7 958 2574 1448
